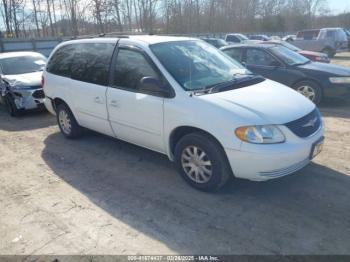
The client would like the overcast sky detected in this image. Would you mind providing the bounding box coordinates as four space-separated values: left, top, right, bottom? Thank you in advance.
329 0 350 14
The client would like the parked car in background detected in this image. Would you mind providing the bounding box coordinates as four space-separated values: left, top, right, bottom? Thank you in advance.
221 44 350 105
225 33 252 44
293 28 348 58
43 36 324 191
342 28 350 51
0 52 47 116
283 35 296 42
201 38 229 48
249 35 270 41
262 40 330 63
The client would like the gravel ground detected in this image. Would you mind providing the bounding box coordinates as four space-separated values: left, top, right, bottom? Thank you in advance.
0 56 350 256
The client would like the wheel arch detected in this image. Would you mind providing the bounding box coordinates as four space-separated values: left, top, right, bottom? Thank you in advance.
168 126 226 160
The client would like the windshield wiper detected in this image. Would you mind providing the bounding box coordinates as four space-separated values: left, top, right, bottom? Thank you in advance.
208 74 259 94
190 73 258 96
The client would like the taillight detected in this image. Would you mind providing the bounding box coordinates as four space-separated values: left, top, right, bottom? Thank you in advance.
41 76 45 89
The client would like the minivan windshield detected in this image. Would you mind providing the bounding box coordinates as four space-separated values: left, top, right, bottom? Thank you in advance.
150 40 253 91
271 46 309 66
0 54 47 75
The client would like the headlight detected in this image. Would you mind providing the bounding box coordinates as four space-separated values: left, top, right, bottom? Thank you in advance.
329 77 350 84
235 125 285 144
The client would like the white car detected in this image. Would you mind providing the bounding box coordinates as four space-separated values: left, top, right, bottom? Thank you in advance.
0 52 47 116
43 36 325 191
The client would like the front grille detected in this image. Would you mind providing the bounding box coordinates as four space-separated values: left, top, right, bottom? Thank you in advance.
285 109 321 138
32 89 45 99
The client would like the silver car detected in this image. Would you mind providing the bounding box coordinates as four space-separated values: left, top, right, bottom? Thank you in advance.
0 52 47 116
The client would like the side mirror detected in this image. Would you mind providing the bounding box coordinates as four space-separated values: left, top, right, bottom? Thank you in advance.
139 77 173 98
241 61 247 67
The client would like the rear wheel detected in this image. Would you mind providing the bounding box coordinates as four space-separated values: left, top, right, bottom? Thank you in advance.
322 47 335 58
174 133 232 192
56 103 83 139
294 80 322 105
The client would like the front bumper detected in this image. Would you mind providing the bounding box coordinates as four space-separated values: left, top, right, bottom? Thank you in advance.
11 88 45 110
323 83 350 99
225 125 325 181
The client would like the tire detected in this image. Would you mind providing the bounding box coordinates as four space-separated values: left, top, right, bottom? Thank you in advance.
322 47 335 58
294 80 323 105
56 103 83 139
4 95 21 117
174 132 232 192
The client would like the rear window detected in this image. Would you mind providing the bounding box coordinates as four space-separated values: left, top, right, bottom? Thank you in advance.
47 43 115 86
0 53 46 75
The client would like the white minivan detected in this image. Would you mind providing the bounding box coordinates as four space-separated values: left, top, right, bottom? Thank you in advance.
43 36 325 191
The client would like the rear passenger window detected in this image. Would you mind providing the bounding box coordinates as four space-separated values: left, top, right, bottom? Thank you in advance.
224 48 243 62
246 49 277 66
70 43 115 86
46 45 76 77
113 49 159 90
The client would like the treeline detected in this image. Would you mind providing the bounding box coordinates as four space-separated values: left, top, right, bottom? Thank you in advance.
0 0 349 39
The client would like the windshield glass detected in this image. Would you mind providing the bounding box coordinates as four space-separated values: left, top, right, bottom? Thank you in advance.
0 54 47 75
271 46 309 65
280 41 301 52
237 34 249 41
150 40 251 91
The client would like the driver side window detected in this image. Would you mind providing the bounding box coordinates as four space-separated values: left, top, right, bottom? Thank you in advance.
113 49 159 91
246 49 279 67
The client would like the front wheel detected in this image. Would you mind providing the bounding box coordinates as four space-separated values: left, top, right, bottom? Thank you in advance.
174 133 232 192
56 103 83 139
294 80 323 105
4 95 21 117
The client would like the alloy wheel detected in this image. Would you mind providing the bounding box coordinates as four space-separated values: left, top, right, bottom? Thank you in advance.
297 85 316 102
181 146 213 184
58 110 72 135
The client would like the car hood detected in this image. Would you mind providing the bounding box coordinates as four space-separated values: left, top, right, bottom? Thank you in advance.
200 79 315 125
298 62 350 76
298 50 328 58
2 71 42 87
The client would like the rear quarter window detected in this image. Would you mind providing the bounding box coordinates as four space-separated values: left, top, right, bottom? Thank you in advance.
70 43 115 86
46 44 76 77
46 42 115 86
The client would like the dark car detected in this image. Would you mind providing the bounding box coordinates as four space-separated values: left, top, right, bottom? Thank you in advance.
343 28 350 51
263 40 330 63
221 44 350 104
201 38 229 49
249 35 270 41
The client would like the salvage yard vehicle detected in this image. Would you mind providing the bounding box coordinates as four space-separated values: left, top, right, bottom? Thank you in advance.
262 40 330 63
201 38 229 49
225 33 254 44
43 36 324 191
293 28 348 58
0 52 47 116
249 35 270 41
221 44 350 105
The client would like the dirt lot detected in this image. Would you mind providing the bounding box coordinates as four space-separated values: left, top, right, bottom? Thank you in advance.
0 54 350 255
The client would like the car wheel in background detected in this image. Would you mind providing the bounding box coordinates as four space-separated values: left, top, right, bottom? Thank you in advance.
5 95 20 117
174 132 232 192
56 103 83 139
322 47 335 58
294 80 322 105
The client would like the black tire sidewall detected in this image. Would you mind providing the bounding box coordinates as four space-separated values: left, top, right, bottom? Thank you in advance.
5 95 20 117
56 104 82 139
294 80 322 105
174 133 231 192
